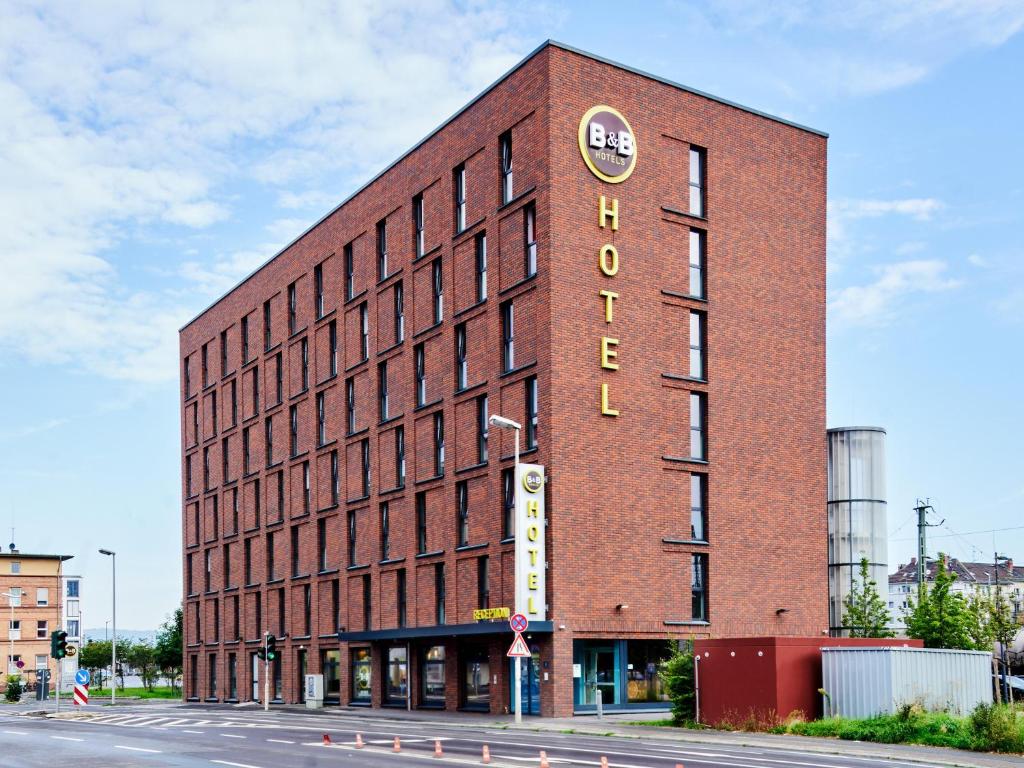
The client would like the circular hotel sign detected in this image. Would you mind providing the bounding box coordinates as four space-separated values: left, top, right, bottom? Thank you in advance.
578 105 637 183
522 469 544 494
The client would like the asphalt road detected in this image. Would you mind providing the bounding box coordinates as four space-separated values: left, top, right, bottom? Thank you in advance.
0 703 964 768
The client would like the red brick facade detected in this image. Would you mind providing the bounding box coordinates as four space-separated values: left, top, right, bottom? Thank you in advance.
179 42 827 717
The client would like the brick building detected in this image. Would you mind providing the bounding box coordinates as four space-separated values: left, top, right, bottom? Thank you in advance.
179 41 827 716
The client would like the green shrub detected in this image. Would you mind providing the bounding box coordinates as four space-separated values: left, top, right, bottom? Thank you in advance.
659 648 695 724
969 702 1024 753
4 676 22 703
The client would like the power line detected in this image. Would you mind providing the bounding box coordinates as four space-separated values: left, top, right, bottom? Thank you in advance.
893 524 1024 542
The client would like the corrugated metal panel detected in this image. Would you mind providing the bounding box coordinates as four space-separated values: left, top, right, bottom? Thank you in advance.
822 647 992 718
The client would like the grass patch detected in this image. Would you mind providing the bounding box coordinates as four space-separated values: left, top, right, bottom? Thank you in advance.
624 718 675 727
89 686 181 699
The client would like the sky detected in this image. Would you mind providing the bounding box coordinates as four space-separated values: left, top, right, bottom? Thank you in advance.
1 1 1022 630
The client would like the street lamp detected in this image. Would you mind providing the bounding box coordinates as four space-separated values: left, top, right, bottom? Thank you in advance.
995 553 1011 704
488 414 522 724
99 549 116 705
1 591 17 679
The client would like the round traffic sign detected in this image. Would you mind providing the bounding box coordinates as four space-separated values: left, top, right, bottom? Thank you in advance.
75 668 91 686
510 613 528 633
66 645 77 657
15 660 24 669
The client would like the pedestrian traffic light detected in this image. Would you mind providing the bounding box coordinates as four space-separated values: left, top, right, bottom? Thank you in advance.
50 630 68 659
265 634 277 661
256 647 266 661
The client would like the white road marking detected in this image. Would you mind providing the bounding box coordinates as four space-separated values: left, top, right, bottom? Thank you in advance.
50 735 84 742
115 745 162 753
221 733 246 738
266 738 294 744
184 729 205 734
2 730 28 735
211 761 264 768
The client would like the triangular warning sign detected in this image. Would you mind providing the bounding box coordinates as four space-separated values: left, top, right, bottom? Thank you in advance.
507 632 531 658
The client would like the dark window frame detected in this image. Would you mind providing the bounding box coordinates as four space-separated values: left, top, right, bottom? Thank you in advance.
500 130 513 204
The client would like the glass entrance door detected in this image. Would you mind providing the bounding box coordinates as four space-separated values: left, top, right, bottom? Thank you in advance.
574 642 619 707
509 646 541 715
251 652 260 701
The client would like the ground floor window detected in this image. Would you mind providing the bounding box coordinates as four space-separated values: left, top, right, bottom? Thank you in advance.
227 653 238 700
626 640 673 703
272 655 282 700
322 649 340 701
207 653 218 699
189 654 198 699
351 647 372 703
297 649 307 703
461 644 489 711
421 645 445 708
385 646 408 705
508 645 541 716
573 639 674 710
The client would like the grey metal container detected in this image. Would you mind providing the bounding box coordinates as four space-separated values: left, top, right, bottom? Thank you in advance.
821 646 992 718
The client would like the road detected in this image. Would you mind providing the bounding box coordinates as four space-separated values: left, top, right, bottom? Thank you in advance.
0 702 975 768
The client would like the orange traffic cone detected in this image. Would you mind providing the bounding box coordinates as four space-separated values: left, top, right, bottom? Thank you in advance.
393 736 402 752
322 733 331 746
434 739 444 757
482 744 491 764
539 750 550 768
355 733 364 749
600 758 609 767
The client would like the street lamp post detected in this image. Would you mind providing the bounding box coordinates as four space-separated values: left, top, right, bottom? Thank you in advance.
995 553 1011 704
1 592 16 680
99 549 116 705
488 414 522 724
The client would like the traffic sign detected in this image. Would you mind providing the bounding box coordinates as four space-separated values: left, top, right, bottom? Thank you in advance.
75 669 91 686
15 660 24 669
509 613 528 633
66 645 77 657
72 683 89 706
507 632 531 658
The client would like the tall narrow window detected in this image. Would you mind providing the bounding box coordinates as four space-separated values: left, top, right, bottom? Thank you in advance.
477 394 488 464
690 392 707 461
378 361 389 421
346 378 356 434
287 281 297 335
689 146 706 217
300 337 309 390
692 553 708 621
689 229 705 299
431 258 443 324
500 130 513 203
331 578 340 632
186 454 194 496
524 203 537 277
456 481 469 547
231 487 239 533
395 425 406 489
416 492 427 554
242 427 251 475
203 446 211 490
525 376 538 450
302 460 311 514
359 302 369 360
362 574 372 630
393 282 405 344
184 355 192 399
303 583 312 636
317 517 328 572
275 352 283 404
328 319 338 377
413 193 424 258
330 449 339 505
266 531 276 580
344 242 355 301
690 473 708 542
379 502 390 560
230 379 238 426
252 365 259 415
414 343 426 406
276 471 284 521
455 323 467 390
289 404 298 457
453 163 466 233
290 525 301 577
241 316 250 364
433 411 445 476
360 438 371 498
501 301 515 372
264 416 273 467
211 391 218 436
263 299 272 351
314 263 324 319
347 510 357 567
244 538 252 585
316 392 326 446
435 563 446 625
201 343 209 388
477 555 489 609
474 232 487 302
376 219 388 280
396 568 407 627
689 311 705 380
502 467 514 539
221 330 229 377
277 587 286 636
222 436 230 484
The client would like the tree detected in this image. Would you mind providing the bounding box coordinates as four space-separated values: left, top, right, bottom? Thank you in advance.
154 608 183 691
905 553 977 649
78 640 111 690
127 642 160 691
660 645 696 724
842 557 895 638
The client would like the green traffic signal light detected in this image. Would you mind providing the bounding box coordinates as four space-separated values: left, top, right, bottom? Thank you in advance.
265 634 277 661
50 630 68 659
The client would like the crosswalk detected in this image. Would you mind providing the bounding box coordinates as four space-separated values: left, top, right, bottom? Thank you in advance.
72 713 277 730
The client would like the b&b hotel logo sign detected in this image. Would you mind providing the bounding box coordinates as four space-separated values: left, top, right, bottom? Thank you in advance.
578 105 636 183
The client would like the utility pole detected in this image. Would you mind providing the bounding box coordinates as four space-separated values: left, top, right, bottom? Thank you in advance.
913 500 941 596
994 553 1012 704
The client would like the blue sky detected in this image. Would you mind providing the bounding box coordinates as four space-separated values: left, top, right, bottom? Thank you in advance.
1 1 1022 629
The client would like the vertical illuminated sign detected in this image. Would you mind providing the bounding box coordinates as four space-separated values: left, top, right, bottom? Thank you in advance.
515 463 546 621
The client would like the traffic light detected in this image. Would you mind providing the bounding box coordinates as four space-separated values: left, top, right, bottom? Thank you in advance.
265 634 277 661
256 647 266 661
50 630 68 659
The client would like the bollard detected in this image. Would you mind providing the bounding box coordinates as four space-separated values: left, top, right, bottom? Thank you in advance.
393 736 402 752
434 739 444 757
481 744 491 764
355 733 364 749
539 750 550 768
322 733 331 746
596 691 603 720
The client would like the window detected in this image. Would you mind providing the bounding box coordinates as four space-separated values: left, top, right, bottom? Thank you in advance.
314 263 325 319
500 130 513 203
204 549 212 591
242 427 251 475
501 301 515 372
291 525 301 577
221 329 229 377
352 646 372 701
348 511 357 567
36 588 48 606
302 460 311 514
66 580 79 598
499 468 516 540
435 563 446 625
330 449 339 505
211 390 218 436
359 302 369 360
431 258 443 324
413 193 425 258
275 351 283 403
525 376 538 450
524 203 537 277
377 219 388 280
396 569 407 627
184 355 192 398
251 365 259 414
222 436 230 484
263 299 272 351
230 379 238 426
692 554 708 621
360 438 371 497
36 620 47 639
394 425 406 488
362 576 372 631
474 232 487 302
241 316 249 363
201 343 209 387
689 311 705 380
254 591 261 635
477 555 489 609
414 343 426 406
477 394 488 464
208 652 218 698
379 502 391 561
317 522 329 576
264 417 274 467
244 538 252 585
331 579 341 634
346 378 356 434
303 583 312 636
455 324 467 390
690 392 707 461
277 587 286 636
231 487 239 533
223 542 232 587
689 229 705 299
416 492 427 554
8 620 20 640
393 282 405 344
203 446 210 490
191 405 199 446
317 392 326 446
300 337 309 390
186 454 194 496
453 163 466 233
344 242 355 301
433 411 445 476
690 473 708 542
689 146 706 217
378 361 389 421
288 281 297 335
66 620 79 638
328 319 338 377
456 481 469 547
276 473 284 521
289 404 299 456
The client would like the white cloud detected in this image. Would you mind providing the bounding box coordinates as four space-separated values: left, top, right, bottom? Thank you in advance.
829 259 961 327
827 197 945 269
967 253 988 267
